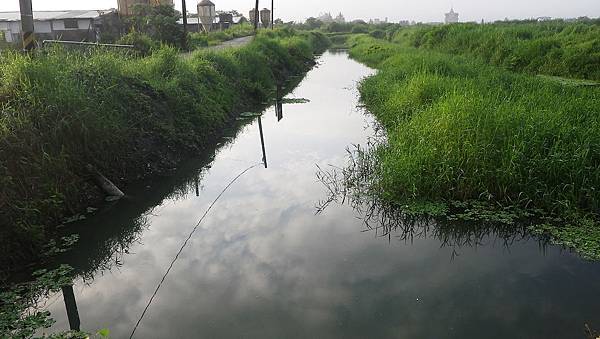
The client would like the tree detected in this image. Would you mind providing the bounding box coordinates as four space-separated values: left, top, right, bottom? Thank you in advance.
305 17 324 30
127 4 184 46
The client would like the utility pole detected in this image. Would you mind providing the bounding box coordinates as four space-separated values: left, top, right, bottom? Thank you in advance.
271 0 274 29
19 0 35 51
254 0 259 31
181 0 188 50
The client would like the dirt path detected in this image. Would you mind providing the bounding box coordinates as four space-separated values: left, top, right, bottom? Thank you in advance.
209 35 254 51
181 35 254 58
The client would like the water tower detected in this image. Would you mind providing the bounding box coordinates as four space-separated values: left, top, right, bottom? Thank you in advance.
198 0 216 32
260 8 271 28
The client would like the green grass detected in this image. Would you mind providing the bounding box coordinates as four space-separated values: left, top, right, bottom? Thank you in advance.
389 20 600 81
348 35 600 257
0 29 330 271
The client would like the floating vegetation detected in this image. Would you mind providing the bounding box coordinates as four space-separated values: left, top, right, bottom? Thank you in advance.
281 98 311 104
238 112 263 118
1 265 75 338
530 216 600 260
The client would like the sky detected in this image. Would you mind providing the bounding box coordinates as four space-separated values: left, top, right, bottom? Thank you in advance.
1 0 599 23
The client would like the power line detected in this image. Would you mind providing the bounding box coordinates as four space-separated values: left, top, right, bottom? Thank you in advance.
129 162 263 338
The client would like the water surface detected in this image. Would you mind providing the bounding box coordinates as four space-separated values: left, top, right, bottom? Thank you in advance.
39 51 600 339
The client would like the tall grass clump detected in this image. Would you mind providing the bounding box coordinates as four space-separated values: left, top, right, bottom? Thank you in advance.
348 36 600 215
389 20 600 81
0 29 329 271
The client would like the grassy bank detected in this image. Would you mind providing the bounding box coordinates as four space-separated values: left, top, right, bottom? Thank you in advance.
348 35 600 257
0 29 330 272
389 20 600 81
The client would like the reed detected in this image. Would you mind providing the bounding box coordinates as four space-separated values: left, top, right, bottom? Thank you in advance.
388 20 600 81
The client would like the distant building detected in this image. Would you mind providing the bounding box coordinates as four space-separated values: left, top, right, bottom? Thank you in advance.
536 16 552 21
0 10 119 43
260 8 271 28
117 0 174 16
445 7 459 24
318 12 334 23
334 13 345 23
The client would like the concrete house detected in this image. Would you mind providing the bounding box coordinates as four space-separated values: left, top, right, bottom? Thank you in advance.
0 10 118 44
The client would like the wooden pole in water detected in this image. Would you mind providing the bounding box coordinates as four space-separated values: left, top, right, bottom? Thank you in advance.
19 0 35 51
86 164 125 201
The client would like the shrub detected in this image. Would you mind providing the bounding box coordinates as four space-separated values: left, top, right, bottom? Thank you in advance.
351 25 369 34
369 30 386 39
117 32 158 55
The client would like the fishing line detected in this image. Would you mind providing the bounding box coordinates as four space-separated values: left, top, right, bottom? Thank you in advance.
130 162 263 339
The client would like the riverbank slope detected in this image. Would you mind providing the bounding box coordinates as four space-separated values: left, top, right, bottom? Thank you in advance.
0 29 330 272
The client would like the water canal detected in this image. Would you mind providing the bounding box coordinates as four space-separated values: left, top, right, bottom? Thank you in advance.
37 51 600 338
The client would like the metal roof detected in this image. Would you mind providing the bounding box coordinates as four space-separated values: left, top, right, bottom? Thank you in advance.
0 10 113 22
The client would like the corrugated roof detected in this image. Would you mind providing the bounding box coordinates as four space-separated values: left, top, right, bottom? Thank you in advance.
0 10 112 22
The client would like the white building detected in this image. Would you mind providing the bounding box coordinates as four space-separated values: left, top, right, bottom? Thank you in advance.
0 10 116 43
445 7 459 24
